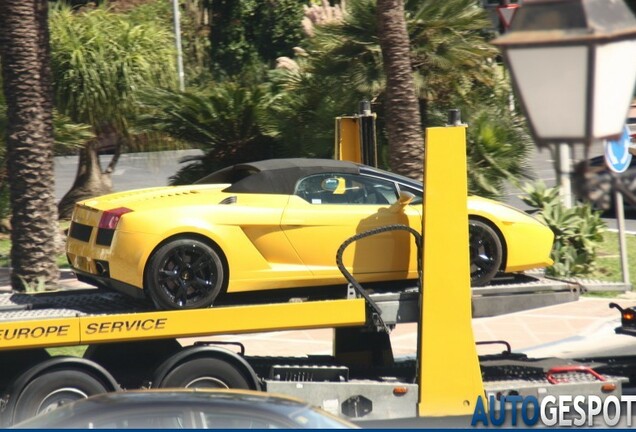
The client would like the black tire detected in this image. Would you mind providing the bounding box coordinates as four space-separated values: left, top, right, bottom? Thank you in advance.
469 219 503 287
84 340 181 389
159 357 251 389
12 370 107 424
145 238 225 310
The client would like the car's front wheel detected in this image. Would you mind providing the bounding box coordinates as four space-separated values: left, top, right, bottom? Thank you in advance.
145 238 225 310
469 219 503 286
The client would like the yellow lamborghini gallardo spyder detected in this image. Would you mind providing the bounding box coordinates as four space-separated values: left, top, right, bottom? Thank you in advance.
66 158 554 310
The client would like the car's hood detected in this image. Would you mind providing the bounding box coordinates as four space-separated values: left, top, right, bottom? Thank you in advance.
76 184 231 212
468 195 546 225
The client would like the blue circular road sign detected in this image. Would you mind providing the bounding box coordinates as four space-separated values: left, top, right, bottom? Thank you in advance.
605 126 633 173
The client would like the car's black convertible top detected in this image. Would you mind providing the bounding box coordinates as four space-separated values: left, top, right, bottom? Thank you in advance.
195 158 361 195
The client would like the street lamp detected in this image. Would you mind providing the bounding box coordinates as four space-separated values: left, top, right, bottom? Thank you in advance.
493 0 636 149
493 0 636 282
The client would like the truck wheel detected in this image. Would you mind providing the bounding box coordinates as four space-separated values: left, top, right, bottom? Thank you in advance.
469 219 503 286
12 370 107 424
159 358 250 389
146 238 225 310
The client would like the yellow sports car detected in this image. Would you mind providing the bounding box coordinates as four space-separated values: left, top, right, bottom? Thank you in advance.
66 158 554 310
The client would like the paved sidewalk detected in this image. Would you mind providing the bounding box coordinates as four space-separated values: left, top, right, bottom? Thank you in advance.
191 293 636 358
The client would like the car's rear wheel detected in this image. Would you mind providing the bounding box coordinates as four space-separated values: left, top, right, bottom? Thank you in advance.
146 238 224 310
469 219 503 286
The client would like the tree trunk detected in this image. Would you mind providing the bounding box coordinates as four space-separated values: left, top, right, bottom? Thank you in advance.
376 0 424 180
0 0 60 290
57 132 117 219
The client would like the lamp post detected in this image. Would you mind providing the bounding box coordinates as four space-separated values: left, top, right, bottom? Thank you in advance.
172 0 185 91
493 0 636 150
493 0 636 283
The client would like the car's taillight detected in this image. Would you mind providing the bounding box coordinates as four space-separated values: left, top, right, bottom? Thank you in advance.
98 207 133 229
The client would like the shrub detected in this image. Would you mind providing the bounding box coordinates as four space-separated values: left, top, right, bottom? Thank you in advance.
521 181 606 277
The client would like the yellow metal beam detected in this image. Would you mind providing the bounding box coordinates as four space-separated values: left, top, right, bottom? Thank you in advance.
335 116 362 163
418 124 484 416
0 299 367 350
0 319 81 350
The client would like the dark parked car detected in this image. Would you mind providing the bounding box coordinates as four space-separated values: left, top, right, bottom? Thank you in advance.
572 147 636 212
572 104 636 211
12 389 357 429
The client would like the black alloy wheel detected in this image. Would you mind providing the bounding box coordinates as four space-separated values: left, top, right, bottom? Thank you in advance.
146 238 225 310
469 219 503 286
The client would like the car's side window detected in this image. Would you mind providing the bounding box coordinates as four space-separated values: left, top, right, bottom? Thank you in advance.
295 173 399 205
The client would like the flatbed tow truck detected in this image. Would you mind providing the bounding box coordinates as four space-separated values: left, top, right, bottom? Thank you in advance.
0 286 626 426
0 114 630 426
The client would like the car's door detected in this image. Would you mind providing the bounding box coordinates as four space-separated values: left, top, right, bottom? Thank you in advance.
281 172 421 281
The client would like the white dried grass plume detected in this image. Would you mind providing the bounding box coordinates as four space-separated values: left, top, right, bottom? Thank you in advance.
276 56 300 72
302 0 346 37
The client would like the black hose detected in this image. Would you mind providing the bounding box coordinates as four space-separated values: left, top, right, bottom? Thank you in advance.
335 224 422 332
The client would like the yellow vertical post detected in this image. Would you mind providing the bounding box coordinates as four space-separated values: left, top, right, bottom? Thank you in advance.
418 119 484 416
335 117 362 163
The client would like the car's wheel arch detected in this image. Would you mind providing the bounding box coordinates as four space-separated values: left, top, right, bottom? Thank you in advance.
142 232 230 297
468 215 507 271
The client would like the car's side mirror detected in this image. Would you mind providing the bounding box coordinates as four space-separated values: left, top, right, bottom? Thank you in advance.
389 191 414 212
398 191 415 206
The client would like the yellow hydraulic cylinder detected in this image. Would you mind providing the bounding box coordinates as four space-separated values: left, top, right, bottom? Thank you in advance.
335 116 362 163
418 119 484 416
335 103 378 167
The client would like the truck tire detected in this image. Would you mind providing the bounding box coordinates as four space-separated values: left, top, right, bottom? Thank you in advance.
159 357 251 389
12 369 108 424
145 238 225 310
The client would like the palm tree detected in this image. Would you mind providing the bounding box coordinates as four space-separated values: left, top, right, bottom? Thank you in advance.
0 0 60 290
305 0 498 124
272 0 527 195
407 0 499 122
465 105 533 200
265 59 352 159
376 0 424 179
136 83 275 184
50 5 177 218
0 88 94 223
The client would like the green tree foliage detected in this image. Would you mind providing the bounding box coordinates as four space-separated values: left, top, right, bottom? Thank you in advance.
264 58 349 159
50 4 180 217
136 83 275 184
464 101 533 199
51 113 96 155
299 0 498 126
0 77 94 221
126 0 212 83
522 182 606 277
265 0 531 197
50 5 176 132
130 0 530 198
407 0 498 117
209 0 305 77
